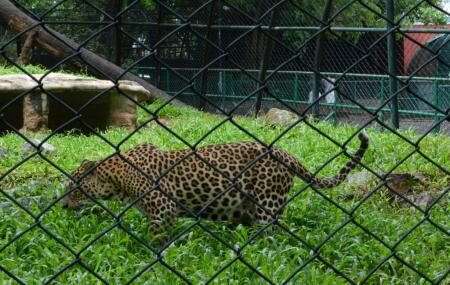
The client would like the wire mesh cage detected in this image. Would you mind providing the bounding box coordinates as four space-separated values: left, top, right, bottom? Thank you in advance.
0 0 449 284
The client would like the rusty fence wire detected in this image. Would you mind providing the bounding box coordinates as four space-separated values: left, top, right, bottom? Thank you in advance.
0 0 449 284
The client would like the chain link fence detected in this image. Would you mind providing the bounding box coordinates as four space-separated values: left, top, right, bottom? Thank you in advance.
0 0 449 284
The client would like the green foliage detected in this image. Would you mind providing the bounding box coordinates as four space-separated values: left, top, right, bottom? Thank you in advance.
338 0 447 27
14 0 448 26
419 4 449 25
0 100 448 284
8 0 448 59
280 0 448 45
0 64 48 75
16 0 104 11
140 0 156 11
0 64 92 77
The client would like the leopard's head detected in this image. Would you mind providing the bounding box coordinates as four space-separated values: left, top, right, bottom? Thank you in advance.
62 160 118 210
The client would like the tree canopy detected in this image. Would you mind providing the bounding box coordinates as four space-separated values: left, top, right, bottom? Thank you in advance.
14 0 448 27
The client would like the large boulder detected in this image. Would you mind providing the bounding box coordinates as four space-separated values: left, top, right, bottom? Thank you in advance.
262 108 299 127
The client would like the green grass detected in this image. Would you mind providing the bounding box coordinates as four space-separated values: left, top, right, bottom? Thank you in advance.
0 100 449 285
0 64 91 77
0 65 51 75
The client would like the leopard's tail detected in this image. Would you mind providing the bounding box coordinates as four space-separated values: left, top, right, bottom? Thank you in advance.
292 132 369 189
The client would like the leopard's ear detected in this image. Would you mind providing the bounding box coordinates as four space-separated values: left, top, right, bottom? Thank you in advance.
80 160 96 173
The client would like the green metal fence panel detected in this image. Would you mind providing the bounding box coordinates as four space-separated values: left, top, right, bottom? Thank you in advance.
136 67 449 123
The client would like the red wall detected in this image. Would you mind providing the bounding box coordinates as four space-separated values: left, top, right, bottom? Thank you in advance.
403 24 450 74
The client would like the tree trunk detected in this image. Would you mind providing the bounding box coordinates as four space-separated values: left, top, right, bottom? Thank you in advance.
104 0 121 65
249 1 265 69
16 30 37 65
0 0 184 106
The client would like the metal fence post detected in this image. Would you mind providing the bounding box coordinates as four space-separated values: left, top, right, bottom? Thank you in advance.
433 79 440 133
165 68 170 93
386 0 399 128
199 0 219 110
333 82 338 125
220 69 227 107
312 0 333 118
255 5 280 116
106 0 122 66
155 3 163 89
116 21 122 66
380 77 385 131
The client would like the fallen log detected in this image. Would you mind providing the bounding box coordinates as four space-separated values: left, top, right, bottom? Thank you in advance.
0 0 184 106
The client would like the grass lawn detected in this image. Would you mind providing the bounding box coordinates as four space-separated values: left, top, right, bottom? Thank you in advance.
0 68 449 284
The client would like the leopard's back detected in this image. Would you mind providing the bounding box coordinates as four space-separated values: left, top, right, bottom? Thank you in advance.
155 142 295 223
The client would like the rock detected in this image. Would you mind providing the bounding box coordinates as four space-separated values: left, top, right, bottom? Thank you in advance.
262 108 299 127
0 146 6 158
0 195 45 211
383 173 436 208
343 170 377 200
143 118 170 129
341 193 355 201
22 139 56 154
411 192 434 208
385 173 422 195
347 170 375 189
156 118 170 127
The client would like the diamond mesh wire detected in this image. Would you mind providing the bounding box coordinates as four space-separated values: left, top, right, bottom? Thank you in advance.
0 0 449 284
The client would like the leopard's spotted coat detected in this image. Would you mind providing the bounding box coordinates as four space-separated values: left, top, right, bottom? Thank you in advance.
62 133 369 233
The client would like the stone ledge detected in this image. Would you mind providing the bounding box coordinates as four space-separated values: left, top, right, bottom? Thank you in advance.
0 73 150 133
0 73 150 101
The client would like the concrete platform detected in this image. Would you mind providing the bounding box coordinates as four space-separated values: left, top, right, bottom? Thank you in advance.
0 73 150 134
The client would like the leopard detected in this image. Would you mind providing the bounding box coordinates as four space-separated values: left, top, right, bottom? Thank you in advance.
62 132 369 235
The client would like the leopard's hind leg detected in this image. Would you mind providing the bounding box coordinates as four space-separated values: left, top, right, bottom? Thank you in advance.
139 189 176 244
251 170 293 225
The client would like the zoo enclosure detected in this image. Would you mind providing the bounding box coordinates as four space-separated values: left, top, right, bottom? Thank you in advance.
0 0 449 284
